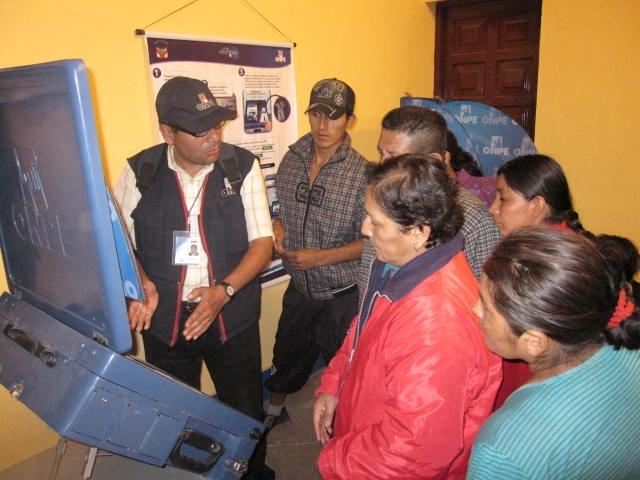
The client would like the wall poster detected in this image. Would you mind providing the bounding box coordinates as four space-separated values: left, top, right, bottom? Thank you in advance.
144 32 297 287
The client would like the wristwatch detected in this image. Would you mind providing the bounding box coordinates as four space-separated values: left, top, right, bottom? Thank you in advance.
220 281 235 300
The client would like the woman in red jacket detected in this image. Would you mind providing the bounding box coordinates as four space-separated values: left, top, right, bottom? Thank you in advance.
313 154 501 479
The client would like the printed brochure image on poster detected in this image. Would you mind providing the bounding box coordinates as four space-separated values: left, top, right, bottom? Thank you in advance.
243 89 272 133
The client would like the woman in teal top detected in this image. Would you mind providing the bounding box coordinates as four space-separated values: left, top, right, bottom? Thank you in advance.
469 227 640 479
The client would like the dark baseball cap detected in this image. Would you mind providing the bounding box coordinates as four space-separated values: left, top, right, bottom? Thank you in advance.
155 77 236 135
304 78 355 120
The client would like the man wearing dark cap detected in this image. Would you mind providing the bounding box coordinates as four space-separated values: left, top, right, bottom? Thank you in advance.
263 78 368 429
114 76 274 479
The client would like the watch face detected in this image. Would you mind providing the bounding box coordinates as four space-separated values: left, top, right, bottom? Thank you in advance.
225 284 234 297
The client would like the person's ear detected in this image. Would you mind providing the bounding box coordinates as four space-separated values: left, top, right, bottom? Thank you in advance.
443 151 452 168
346 114 356 129
159 124 176 145
414 225 431 249
442 151 457 177
519 329 549 359
530 195 551 221
427 152 444 162
427 151 454 175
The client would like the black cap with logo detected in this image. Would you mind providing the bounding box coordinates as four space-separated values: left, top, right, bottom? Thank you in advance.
155 76 236 135
304 78 355 120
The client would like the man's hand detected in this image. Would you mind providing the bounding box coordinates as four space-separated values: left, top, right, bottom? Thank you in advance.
183 285 230 341
128 278 159 332
281 248 326 270
313 393 338 445
273 219 286 255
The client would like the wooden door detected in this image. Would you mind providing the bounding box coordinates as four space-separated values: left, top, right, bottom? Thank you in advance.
435 0 541 138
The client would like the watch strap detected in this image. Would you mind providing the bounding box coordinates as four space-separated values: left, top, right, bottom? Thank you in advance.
220 281 235 299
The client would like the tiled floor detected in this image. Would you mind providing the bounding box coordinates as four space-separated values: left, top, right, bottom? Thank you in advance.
265 371 323 479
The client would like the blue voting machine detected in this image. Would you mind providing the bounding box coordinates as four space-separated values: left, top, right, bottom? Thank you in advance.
0 60 264 478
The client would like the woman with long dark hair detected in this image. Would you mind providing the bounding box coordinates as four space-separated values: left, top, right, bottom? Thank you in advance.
469 227 640 479
490 154 589 236
313 154 501 479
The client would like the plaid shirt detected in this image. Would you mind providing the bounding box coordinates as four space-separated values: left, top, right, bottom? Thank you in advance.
357 186 500 301
276 132 368 299
457 186 500 278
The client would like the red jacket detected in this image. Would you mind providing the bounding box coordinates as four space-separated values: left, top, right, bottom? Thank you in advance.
317 237 502 479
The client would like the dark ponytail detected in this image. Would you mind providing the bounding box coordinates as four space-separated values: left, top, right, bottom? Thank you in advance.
596 233 640 348
605 310 640 349
597 234 640 303
447 130 483 176
562 209 592 238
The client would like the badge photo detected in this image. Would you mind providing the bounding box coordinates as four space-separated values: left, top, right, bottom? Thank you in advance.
173 231 202 266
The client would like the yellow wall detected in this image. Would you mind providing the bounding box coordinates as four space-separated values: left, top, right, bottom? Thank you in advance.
535 0 640 246
2 0 639 471
0 0 435 469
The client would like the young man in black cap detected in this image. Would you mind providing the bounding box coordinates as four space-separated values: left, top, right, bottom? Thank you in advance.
263 78 368 429
114 76 274 479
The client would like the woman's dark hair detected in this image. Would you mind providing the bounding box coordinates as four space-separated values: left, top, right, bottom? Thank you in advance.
497 154 589 235
367 154 462 248
447 130 483 176
484 226 640 354
596 234 640 304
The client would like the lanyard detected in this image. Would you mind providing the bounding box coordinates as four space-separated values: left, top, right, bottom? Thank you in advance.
185 182 204 232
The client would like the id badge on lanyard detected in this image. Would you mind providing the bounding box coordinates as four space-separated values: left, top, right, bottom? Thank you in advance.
174 181 205 266
172 229 203 266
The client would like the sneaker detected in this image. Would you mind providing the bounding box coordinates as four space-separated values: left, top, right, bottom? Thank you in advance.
263 406 290 431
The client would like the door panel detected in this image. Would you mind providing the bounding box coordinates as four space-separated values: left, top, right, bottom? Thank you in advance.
499 15 535 47
455 18 488 53
452 63 485 97
496 59 532 95
435 0 541 138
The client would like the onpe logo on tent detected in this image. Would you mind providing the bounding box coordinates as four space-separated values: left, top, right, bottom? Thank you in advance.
456 104 478 124
483 136 511 156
